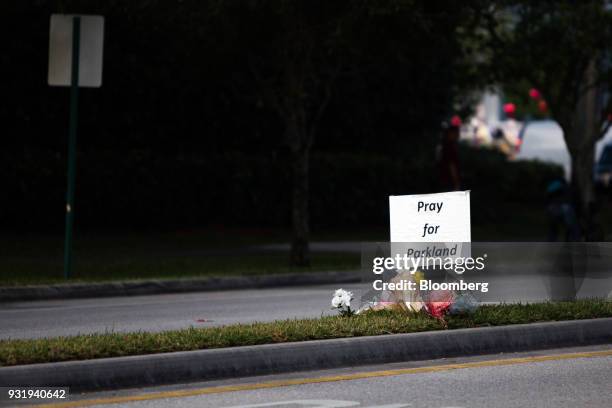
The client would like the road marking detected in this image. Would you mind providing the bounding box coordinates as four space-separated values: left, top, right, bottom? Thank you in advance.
215 401 411 408
34 349 612 408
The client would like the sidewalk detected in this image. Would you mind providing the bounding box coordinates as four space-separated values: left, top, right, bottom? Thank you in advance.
0 270 361 303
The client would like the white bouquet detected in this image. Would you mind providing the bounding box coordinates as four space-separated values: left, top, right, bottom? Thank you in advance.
331 288 354 317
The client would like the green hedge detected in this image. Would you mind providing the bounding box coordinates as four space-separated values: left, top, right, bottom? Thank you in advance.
460 145 564 225
2 146 563 231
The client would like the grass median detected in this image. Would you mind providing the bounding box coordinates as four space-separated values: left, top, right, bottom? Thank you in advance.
0 252 359 286
0 230 361 286
1 299 610 367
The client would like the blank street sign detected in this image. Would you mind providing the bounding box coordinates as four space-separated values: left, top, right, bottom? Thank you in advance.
48 14 104 87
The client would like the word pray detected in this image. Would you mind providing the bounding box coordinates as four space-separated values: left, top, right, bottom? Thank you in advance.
417 201 443 213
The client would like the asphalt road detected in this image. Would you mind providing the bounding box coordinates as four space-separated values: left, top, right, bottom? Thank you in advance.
58 345 612 408
0 284 363 340
1 276 610 340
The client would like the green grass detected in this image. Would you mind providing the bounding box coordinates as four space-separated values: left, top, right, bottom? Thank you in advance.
1 299 609 367
0 252 359 286
0 229 361 286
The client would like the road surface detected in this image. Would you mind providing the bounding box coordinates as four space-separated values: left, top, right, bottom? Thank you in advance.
44 345 612 408
0 284 362 340
1 276 609 340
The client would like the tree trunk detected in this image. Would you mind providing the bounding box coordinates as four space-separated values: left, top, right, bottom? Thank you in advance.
285 111 311 267
290 145 310 266
562 59 602 240
568 141 597 239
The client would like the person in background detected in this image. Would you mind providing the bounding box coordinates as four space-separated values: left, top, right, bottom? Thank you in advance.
436 116 462 191
546 179 581 241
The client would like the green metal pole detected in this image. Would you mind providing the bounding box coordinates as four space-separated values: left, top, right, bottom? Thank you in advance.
63 16 80 280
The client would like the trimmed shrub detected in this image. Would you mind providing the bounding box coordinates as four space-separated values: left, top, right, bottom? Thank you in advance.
1 146 563 231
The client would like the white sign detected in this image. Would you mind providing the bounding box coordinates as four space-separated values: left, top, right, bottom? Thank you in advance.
389 191 471 242
48 14 104 87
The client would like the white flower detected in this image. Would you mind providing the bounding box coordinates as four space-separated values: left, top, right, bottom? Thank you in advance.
334 289 345 297
331 296 342 308
331 288 353 309
331 288 355 317
341 292 352 307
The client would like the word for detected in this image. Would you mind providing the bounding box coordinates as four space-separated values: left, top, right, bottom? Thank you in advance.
422 223 439 237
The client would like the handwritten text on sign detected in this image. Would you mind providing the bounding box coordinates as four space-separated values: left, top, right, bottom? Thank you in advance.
389 191 471 242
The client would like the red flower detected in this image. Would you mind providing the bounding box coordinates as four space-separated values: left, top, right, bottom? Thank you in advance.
450 115 462 127
425 290 454 319
529 88 541 100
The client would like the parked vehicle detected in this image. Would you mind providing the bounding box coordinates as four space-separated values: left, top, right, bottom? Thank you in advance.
595 143 612 190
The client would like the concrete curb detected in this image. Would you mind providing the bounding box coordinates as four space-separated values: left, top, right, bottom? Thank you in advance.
0 318 610 392
0 271 361 302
